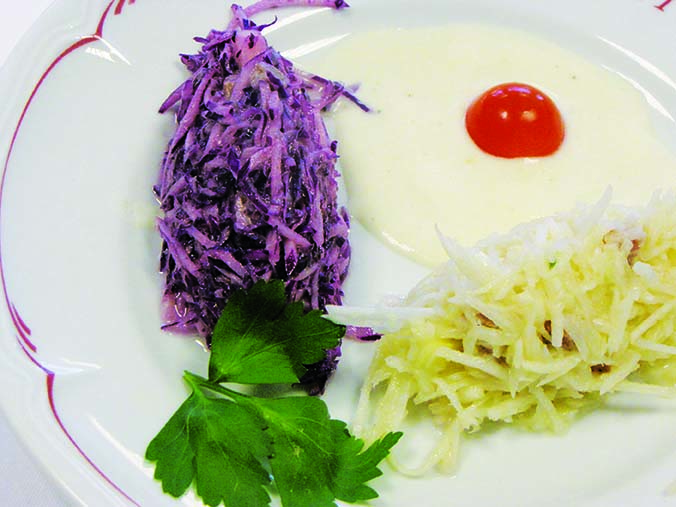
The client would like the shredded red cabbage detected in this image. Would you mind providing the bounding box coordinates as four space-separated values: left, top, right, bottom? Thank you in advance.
154 0 361 393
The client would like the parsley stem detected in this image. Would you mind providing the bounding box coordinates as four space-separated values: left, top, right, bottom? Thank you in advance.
183 371 250 401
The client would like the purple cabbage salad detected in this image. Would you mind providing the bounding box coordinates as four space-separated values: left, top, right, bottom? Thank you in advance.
154 0 366 393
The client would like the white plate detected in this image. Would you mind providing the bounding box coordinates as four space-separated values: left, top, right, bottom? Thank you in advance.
2 1 676 506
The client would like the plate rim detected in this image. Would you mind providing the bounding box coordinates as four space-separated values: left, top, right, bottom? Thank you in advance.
0 1 151 506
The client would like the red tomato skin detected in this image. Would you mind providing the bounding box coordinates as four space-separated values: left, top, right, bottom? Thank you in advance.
465 82 565 159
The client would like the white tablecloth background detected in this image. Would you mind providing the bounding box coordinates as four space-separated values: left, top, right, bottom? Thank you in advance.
0 1 75 505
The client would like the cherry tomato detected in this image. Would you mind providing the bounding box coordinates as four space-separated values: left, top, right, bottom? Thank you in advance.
465 82 565 158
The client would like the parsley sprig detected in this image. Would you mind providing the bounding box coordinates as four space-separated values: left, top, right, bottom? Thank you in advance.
146 281 402 507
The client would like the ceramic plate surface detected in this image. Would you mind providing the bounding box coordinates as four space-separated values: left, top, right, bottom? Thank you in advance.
2 1 676 506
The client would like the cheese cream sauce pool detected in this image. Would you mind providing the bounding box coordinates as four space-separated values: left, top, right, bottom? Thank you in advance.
308 24 676 267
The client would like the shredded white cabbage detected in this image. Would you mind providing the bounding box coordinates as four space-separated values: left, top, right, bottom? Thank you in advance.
339 192 676 474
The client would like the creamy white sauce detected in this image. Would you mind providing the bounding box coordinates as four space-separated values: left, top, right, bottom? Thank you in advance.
306 24 676 266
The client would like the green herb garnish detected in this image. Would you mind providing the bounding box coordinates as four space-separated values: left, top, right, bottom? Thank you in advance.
146 280 402 507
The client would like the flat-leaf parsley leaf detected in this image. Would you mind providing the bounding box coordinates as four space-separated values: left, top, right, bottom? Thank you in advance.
146 281 401 507
208 280 346 385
